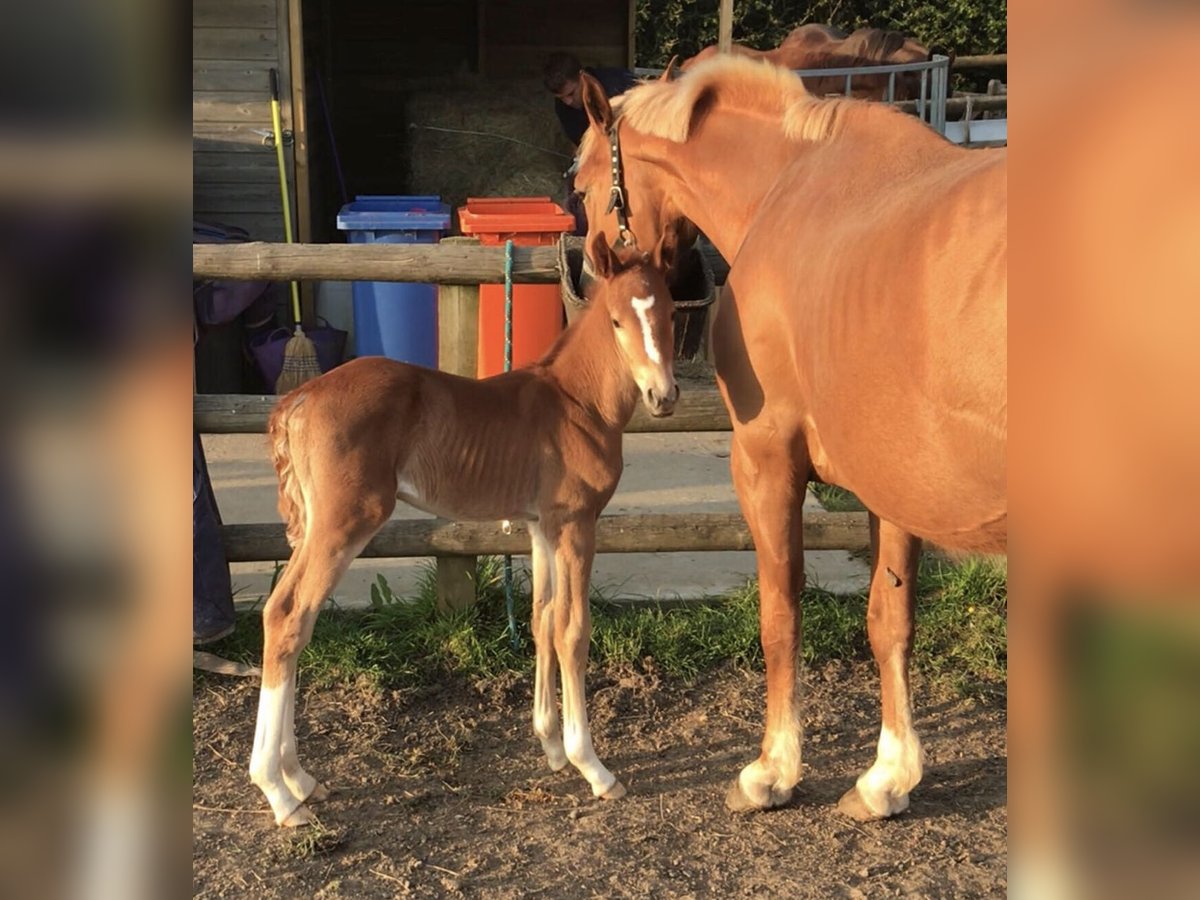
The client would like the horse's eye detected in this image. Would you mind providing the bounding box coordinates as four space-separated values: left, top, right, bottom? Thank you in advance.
611 318 622 329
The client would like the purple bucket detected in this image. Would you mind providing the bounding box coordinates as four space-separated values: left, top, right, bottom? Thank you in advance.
250 320 347 392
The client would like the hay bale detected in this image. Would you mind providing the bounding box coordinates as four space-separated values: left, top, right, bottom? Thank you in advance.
402 78 575 222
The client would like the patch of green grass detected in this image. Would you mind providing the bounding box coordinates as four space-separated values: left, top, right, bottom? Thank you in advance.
205 554 1005 696
808 482 867 512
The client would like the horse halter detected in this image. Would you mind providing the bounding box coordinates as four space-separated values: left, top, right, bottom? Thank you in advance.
605 124 636 248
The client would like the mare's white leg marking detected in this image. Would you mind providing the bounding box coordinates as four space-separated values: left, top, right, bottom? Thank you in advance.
631 294 661 364
249 683 305 824
855 655 924 816
736 700 803 806
561 681 617 796
530 526 566 771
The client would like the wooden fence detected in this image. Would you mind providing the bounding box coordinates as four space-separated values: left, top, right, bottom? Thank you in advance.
194 238 870 611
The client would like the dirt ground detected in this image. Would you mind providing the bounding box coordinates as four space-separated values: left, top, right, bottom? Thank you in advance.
193 661 1006 898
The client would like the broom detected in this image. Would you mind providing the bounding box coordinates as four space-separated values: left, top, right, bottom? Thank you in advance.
270 67 322 393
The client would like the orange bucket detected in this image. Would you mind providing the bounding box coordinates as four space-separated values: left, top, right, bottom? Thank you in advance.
457 197 576 378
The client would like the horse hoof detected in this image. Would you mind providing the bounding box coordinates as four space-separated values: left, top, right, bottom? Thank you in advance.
279 803 316 828
725 778 791 812
546 751 569 773
599 780 627 801
837 785 885 821
306 782 331 803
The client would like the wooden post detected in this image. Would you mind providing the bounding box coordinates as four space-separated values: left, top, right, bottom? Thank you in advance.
718 0 734 54
435 236 481 613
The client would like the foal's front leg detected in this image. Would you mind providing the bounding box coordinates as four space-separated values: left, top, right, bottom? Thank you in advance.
552 520 625 799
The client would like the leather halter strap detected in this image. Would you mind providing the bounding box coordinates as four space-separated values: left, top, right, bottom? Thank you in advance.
604 125 636 248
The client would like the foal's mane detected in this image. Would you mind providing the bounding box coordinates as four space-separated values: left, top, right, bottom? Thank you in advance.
605 55 855 147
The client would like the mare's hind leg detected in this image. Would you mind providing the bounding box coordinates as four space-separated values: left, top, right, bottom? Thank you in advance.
725 426 809 812
529 523 566 770
837 515 924 820
552 519 624 799
250 498 394 826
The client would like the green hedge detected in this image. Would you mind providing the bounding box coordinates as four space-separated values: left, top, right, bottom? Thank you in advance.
635 0 1007 68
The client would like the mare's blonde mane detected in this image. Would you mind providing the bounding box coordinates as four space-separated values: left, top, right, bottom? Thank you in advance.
592 55 854 151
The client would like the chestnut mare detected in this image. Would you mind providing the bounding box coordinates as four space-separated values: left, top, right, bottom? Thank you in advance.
575 57 1005 820
681 25 940 101
249 237 678 826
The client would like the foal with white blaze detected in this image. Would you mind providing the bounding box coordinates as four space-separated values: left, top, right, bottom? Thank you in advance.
249 236 678 826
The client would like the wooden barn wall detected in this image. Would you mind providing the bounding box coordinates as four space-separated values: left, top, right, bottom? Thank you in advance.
319 0 629 219
193 0 293 242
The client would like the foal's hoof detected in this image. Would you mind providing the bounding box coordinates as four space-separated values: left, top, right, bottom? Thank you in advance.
306 781 332 803
599 779 627 801
279 803 317 828
836 784 906 821
724 778 792 813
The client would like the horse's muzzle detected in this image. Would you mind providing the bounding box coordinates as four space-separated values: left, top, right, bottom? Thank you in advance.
644 382 680 418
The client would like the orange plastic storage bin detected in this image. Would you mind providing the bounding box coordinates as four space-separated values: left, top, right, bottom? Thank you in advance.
457 197 576 378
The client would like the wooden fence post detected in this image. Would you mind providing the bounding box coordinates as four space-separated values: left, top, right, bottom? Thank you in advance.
435 236 481 614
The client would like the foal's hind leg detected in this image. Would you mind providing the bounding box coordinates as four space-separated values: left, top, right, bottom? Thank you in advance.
838 515 924 820
725 427 808 812
530 523 566 771
250 503 392 826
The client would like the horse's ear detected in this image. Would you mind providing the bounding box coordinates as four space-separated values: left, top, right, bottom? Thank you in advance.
660 56 680 81
580 72 613 134
588 232 617 280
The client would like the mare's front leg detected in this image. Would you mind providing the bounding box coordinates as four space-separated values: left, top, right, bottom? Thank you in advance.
529 523 566 771
725 425 809 811
552 519 625 799
837 515 925 820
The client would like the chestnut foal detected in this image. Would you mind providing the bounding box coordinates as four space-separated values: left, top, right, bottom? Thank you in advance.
249 235 679 826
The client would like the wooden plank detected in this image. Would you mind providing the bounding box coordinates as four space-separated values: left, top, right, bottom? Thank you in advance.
193 59 274 92
285 0 312 244
627 0 636 66
220 511 870 562
718 0 733 53
193 122 277 148
193 96 272 123
193 0 276 29
194 26 278 61
195 387 732 434
952 54 1007 70
193 151 279 184
193 241 562 285
194 182 284 212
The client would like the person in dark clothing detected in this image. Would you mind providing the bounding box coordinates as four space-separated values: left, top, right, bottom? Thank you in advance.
543 52 638 234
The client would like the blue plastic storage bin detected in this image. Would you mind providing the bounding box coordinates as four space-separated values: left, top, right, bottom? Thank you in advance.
336 195 451 368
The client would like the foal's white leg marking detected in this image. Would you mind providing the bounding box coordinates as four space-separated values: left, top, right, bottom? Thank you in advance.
249 682 306 824
631 294 662 364
855 654 924 817
554 549 620 798
530 526 566 771
280 673 323 802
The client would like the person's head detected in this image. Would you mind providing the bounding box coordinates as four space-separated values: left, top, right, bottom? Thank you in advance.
543 52 584 108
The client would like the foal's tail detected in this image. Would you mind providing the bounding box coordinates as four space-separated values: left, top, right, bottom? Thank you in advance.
269 394 308 550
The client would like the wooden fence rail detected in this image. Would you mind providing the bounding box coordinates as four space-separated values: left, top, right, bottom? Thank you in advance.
194 390 732 434
221 511 869 563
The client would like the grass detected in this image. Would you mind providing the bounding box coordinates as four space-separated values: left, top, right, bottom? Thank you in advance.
206 554 1006 697
808 482 867 512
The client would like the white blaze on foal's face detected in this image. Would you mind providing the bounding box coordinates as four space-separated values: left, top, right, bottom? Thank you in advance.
631 294 662 364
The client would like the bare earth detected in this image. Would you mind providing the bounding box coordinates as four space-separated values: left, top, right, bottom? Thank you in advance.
193 661 1006 898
